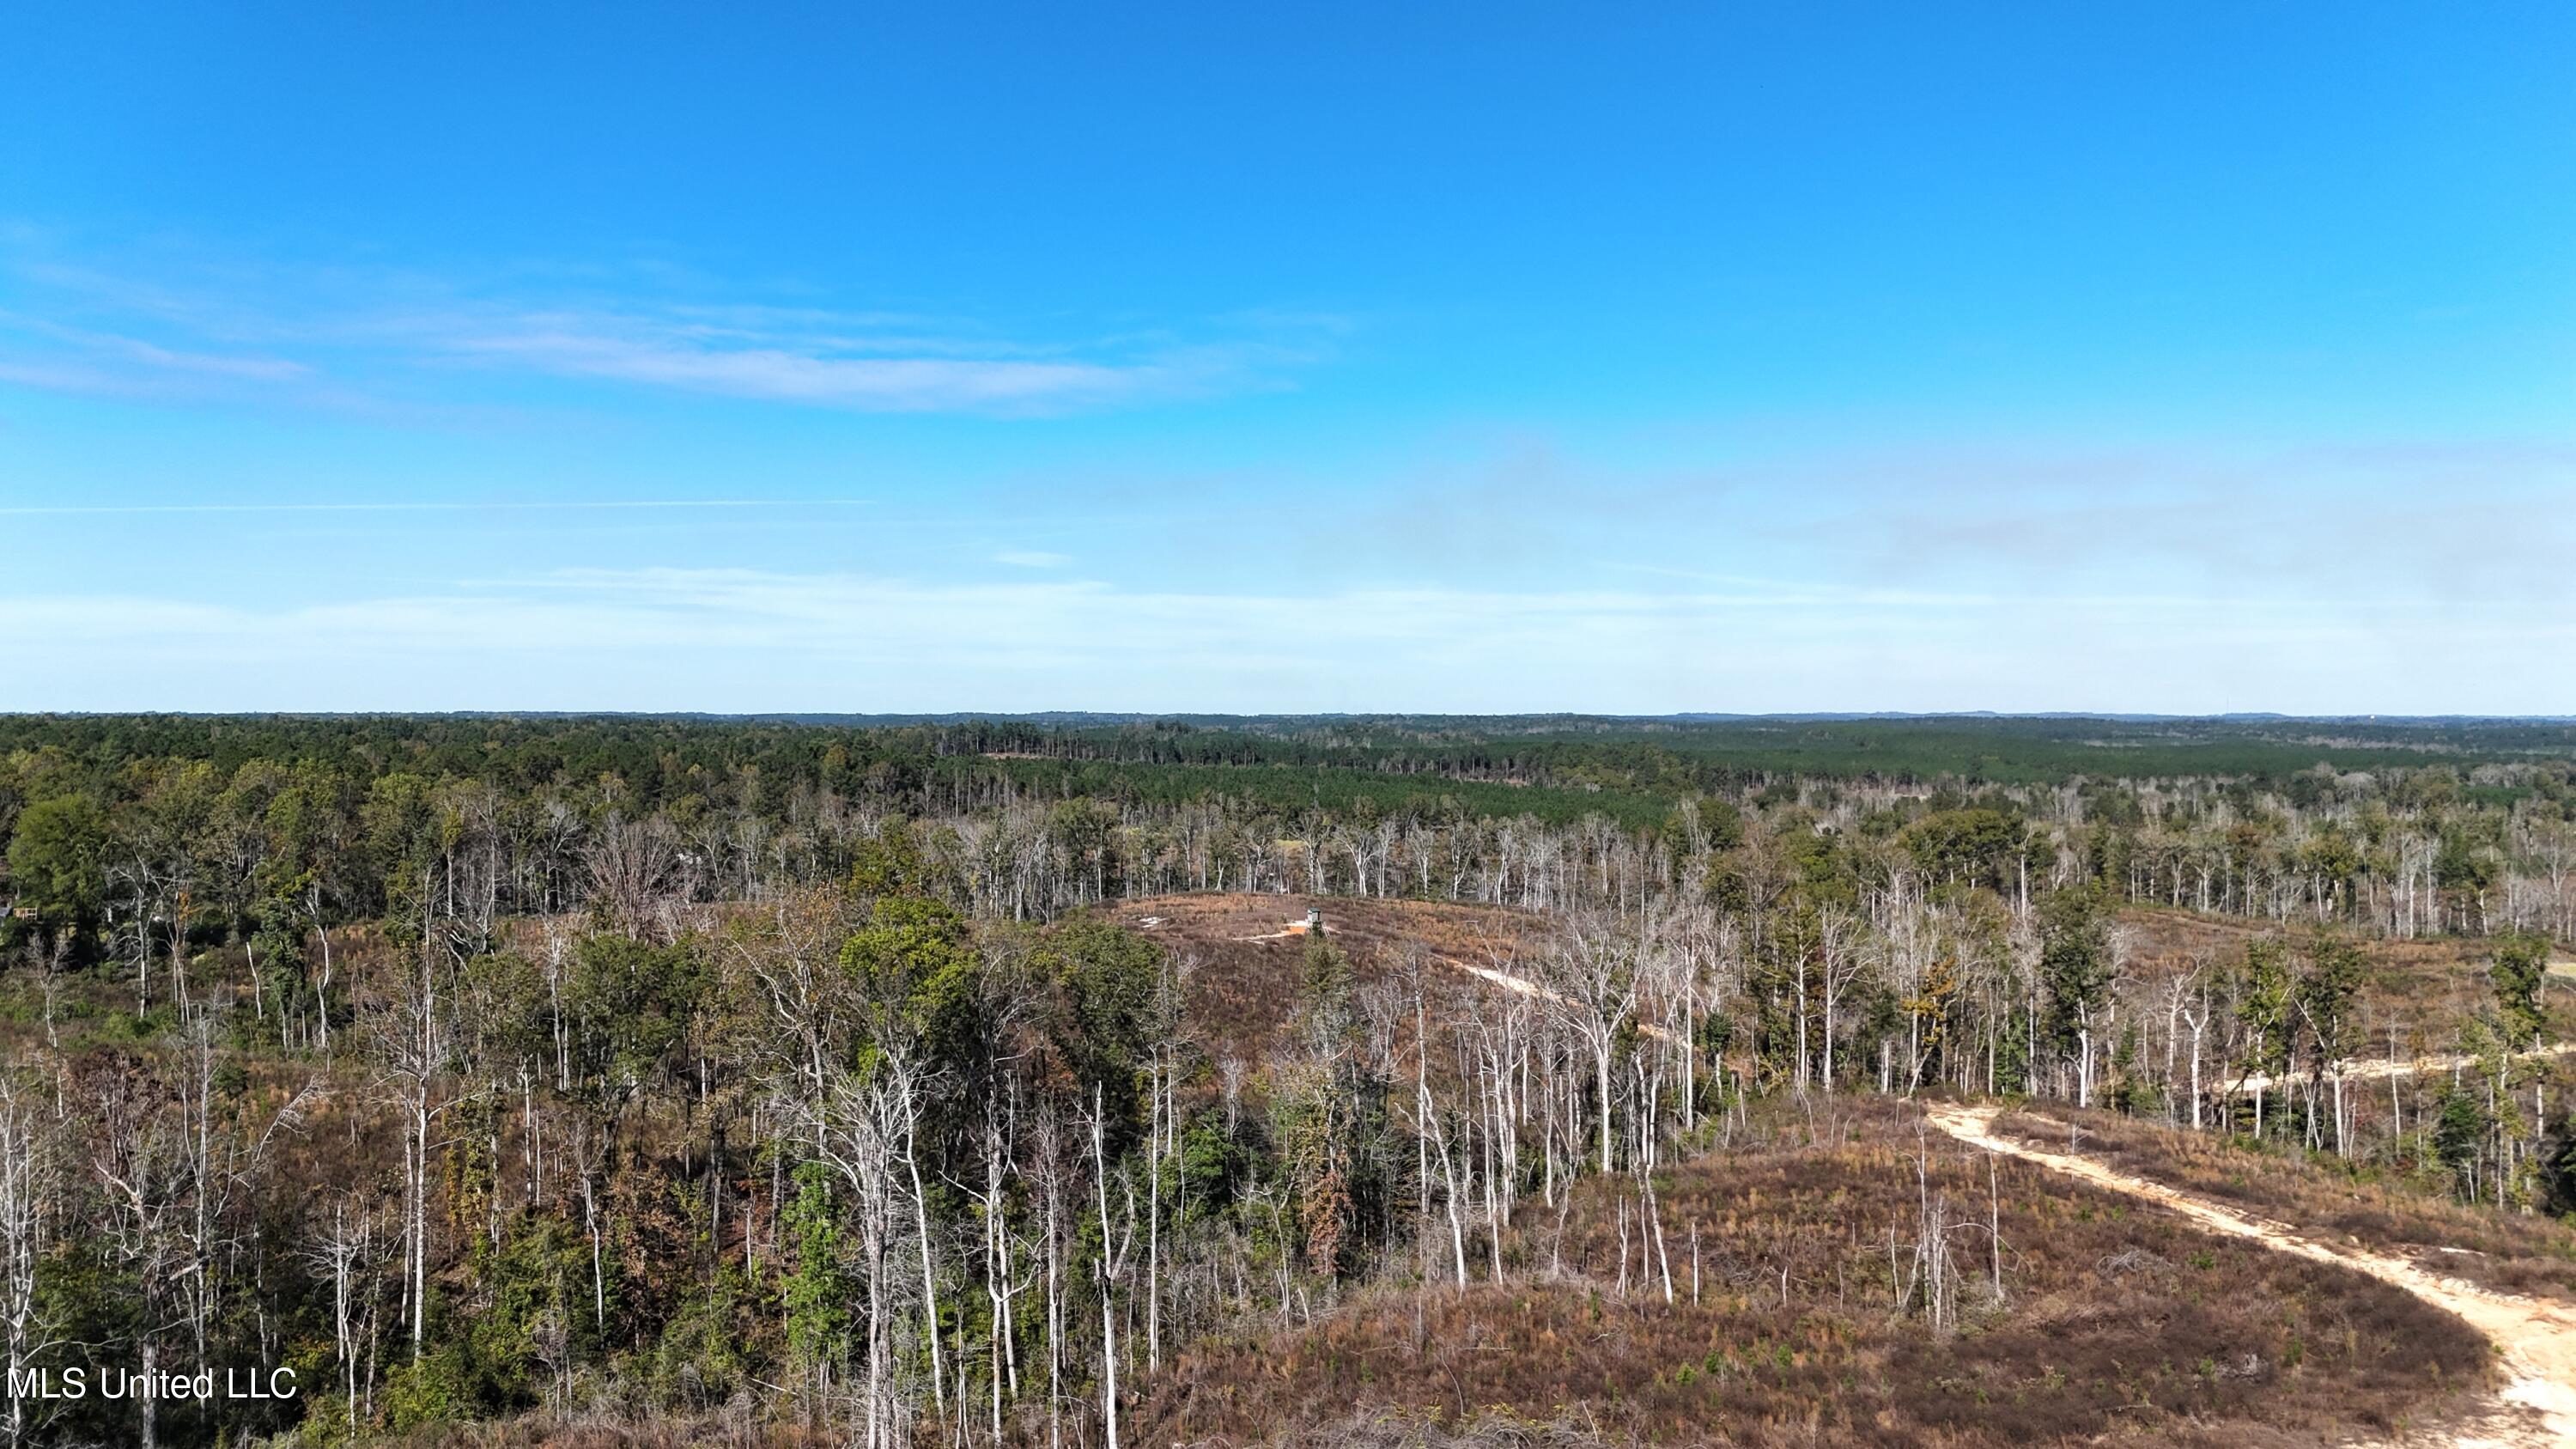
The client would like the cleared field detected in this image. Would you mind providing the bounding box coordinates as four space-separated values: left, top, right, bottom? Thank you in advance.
1113 892 1547 1062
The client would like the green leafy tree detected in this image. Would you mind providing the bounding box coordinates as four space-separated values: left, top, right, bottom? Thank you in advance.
1034 916 1163 1144
2299 935 2365 1068
2294 934 2367 1150
1296 937 1355 1026
2436 831 2495 928
2433 1087 2489 1199
2037 886 2113 1103
2489 935 2549 1052
780 1161 848 1403
567 935 710 1129
840 892 987 1090
848 821 930 899
2233 937 2294 1139
6 794 110 934
1899 808 2026 894
2300 827 2363 909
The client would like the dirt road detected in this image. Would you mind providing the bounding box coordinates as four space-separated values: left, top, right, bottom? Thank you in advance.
1429 952 1683 1043
1437 953 2576 1442
1924 1102 2576 1448
2233 1043 2576 1096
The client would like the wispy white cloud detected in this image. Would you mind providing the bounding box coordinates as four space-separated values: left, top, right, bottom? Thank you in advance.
0 241 1335 415
20 315 307 380
441 320 1151 412
0 308 312 400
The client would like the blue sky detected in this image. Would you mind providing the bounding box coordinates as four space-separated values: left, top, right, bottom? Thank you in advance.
3 2 2573 713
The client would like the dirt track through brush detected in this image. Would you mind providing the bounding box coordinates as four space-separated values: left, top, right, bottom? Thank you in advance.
1924 1102 2576 1449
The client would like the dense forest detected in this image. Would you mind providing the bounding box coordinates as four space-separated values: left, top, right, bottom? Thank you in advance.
2 713 2573 1447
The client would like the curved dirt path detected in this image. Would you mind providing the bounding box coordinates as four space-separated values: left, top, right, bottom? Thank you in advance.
1925 1102 2576 1448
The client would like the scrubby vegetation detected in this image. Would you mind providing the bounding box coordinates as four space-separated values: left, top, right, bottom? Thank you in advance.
1139 1098 2490 1446
0 712 2572 1446
1991 1105 2576 1306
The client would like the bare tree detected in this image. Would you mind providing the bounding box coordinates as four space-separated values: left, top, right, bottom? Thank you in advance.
1538 914 1643 1175
301 1195 386 1437
0 1081 59 1449
365 938 465 1359
584 811 689 942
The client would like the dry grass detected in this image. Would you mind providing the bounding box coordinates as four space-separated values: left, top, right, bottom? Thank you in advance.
352 1403 778 1448
1134 1096 2490 1446
1992 1105 2576 1307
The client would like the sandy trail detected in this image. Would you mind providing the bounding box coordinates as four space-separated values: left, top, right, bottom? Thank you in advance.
1429 953 1683 1044
2233 1043 2576 1096
1437 947 2572 1442
1925 1102 2576 1448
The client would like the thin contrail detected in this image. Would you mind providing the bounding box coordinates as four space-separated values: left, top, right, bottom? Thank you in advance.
0 498 878 516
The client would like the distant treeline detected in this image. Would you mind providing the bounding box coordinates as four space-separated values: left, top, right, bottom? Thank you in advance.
8 709 2576 803
7 713 2575 967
